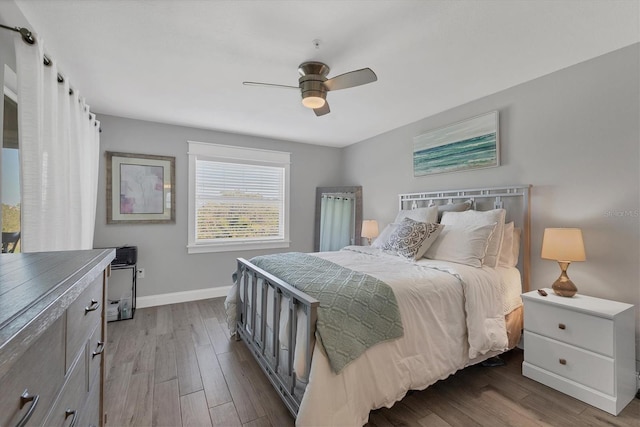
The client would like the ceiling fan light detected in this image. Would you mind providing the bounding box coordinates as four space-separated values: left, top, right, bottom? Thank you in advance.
302 95 325 109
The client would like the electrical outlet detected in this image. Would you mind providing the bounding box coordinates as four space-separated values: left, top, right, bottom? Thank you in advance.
137 267 145 279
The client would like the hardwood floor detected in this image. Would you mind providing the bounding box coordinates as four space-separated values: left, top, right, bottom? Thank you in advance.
105 298 639 426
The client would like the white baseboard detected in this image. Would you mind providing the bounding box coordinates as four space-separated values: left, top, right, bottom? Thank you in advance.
136 286 232 309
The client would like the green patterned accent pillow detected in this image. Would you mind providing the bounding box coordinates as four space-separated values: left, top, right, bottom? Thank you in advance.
382 217 443 261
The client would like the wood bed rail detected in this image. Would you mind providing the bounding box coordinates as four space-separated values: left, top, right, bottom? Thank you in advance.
236 258 319 417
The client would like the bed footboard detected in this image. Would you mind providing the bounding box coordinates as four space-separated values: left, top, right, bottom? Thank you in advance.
236 258 319 417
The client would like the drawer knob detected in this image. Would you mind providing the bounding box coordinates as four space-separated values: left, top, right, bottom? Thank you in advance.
16 389 39 427
65 408 78 427
85 299 100 314
92 341 105 358
559 358 567 365
558 323 566 330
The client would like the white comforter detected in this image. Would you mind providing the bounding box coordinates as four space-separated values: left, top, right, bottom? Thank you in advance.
228 246 509 426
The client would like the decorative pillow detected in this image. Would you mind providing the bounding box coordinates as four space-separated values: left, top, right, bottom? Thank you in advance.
382 218 443 261
498 221 515 267
394 205 438 225
437 199 473 221
371 223 398 249
439 209 506 268
511 227 522 267
425 222 497 267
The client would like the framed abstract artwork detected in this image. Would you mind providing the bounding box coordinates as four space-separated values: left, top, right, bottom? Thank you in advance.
413 111 499 176
106 151 175 224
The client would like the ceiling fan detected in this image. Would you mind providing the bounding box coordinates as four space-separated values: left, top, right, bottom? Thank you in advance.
243 61 377 116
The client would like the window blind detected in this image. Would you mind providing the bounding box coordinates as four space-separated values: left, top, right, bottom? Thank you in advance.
187 141 290 253
195 159 285 241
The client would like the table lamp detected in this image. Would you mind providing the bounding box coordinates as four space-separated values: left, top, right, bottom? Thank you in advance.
541 228 586 297
361 220 379 245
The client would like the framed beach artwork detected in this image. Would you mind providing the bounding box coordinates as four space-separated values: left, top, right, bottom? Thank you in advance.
413 111 499 176
106 151 176 224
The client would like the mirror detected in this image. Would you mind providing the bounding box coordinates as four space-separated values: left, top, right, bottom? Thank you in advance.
314 186 362 252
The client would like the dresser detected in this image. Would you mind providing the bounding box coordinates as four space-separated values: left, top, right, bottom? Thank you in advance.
522 289 636 415
0 249 115 426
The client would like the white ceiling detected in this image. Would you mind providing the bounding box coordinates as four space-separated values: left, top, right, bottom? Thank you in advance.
13 0 640 148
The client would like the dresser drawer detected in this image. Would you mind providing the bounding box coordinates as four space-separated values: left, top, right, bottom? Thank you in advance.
43 350 88 427
88 322 104 391
524 299 614 356
78 378 102 427
524 331 614 395
0 316 65 427
67 275 103 371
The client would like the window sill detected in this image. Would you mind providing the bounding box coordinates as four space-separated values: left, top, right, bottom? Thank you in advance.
187 240 291 254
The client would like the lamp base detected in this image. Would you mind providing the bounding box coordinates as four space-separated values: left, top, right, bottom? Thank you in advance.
552 261 578 297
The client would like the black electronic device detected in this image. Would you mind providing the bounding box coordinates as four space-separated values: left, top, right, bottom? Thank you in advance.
112 245 137 266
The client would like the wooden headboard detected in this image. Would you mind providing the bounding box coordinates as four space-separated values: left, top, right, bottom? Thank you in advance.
398 185 531 292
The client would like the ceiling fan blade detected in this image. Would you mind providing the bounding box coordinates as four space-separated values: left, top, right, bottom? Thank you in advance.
243 81 299 90
324 68 377 91
314 102 330 116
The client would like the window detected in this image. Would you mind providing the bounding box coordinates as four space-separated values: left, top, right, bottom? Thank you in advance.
188 141 290 254
2 66 21 253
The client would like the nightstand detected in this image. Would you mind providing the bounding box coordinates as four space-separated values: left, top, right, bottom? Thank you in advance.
522 289 636 415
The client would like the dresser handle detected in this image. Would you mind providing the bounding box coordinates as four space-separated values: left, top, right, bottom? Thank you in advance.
85 299 100 314
16 389 39 427
92 341 105 358
559 358 567 365
65 408 78 427
558 323 566 330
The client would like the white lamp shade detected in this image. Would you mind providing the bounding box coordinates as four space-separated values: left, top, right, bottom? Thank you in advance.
361 220 379 239
541 228 586 262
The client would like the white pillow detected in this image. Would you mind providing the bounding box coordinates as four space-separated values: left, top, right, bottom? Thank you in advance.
382 218 443 261
512 227 522 267
425 222 497 267
394 205 438 225
499 222 515 267
498 222 522 268
371 223 397 248
437 199 473 221
440 209 506 268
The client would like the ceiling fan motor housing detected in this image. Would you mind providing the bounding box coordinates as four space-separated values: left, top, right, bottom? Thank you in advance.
299 62 329 107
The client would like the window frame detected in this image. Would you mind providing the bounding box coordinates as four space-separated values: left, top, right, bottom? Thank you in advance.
187 141 291 254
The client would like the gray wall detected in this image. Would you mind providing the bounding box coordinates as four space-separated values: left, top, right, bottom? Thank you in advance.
343 44 640 362
93 115 344 297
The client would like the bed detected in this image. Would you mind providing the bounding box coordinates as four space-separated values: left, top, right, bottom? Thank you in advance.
225 185 531 426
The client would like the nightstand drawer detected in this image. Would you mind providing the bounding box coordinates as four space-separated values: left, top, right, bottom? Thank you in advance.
524 299 613 356
524 331 614 395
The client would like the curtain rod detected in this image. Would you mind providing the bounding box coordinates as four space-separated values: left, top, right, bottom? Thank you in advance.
0 23 101 132
1 24 70 89
0 23 35 44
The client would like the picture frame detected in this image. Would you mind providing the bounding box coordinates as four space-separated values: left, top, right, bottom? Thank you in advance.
106 151 175 224
413 111 499 176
